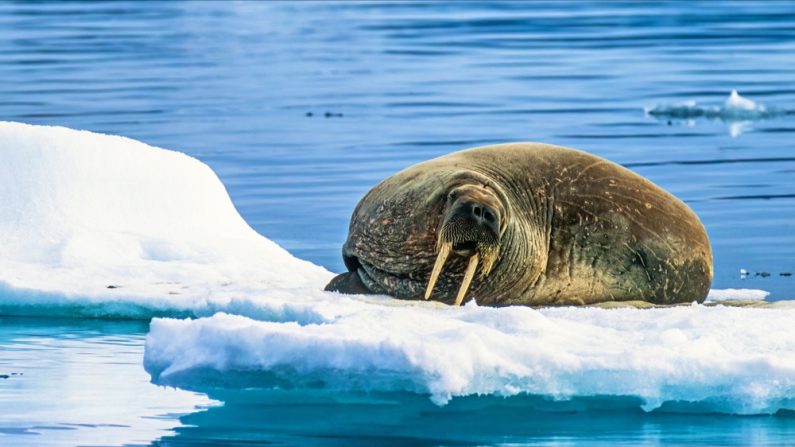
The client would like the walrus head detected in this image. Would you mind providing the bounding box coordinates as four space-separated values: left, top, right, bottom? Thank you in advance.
425 182 507 305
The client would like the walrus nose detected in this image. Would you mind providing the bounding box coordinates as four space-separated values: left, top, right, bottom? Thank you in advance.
455 201 499 235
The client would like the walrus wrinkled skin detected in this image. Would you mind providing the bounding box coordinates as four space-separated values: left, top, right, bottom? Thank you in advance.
325 143 713 306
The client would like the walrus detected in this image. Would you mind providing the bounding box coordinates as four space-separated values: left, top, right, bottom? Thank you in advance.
325 143 713 306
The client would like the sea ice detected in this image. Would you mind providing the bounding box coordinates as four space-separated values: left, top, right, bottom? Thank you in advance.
2 122 792 416
645 90 786 136
0 121 331 318
645 90 779 121
706 288 769 302
145 303 795 414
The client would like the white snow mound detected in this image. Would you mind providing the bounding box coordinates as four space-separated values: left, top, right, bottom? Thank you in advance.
0 121 331 317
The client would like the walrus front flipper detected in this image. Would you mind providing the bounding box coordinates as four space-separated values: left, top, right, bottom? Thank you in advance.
324 271 373 295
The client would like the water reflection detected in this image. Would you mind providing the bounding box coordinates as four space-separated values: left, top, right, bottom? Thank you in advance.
150 389 795 446
0 317 212 447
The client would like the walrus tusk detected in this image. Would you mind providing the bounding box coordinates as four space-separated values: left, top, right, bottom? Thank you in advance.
454 253 479 306
425 242 451 300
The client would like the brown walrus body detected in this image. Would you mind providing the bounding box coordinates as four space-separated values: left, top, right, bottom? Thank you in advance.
325 143 713 306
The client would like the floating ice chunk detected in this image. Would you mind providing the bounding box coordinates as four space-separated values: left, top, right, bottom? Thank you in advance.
706 288 769 302
645 90 786 136
646 90 778 121
144 304 795 415
725 89 762 111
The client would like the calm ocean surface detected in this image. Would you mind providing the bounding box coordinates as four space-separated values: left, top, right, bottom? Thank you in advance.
1 1 794 445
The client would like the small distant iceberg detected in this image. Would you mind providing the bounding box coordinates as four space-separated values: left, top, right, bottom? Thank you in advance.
645 90 788 136
706 288 769 302
646 90 779 121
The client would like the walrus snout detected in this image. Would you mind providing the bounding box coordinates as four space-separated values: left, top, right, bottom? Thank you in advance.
444 200 500 253
423 186 506 306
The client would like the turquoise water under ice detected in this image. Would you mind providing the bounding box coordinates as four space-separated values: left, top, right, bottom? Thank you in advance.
4 318 795 447
1 1 795 445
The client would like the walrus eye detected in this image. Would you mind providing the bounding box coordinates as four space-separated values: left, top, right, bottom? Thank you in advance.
447 190 458 201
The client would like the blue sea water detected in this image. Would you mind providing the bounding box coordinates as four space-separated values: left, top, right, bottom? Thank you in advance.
1 1 795 445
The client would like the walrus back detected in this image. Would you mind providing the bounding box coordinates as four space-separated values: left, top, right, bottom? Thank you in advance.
455 144 713 305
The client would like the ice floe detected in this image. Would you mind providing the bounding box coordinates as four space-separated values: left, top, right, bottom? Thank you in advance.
3 122 793 416
645 90 788 136
145 303 795 414
707 288 769 302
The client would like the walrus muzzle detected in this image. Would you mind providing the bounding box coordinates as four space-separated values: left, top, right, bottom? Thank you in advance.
424 198 500 305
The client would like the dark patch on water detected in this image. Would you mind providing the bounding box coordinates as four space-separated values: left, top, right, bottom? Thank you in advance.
0 427 40 436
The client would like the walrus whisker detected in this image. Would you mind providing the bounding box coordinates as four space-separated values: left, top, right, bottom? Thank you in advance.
454 253 479 306
425 241 451 300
